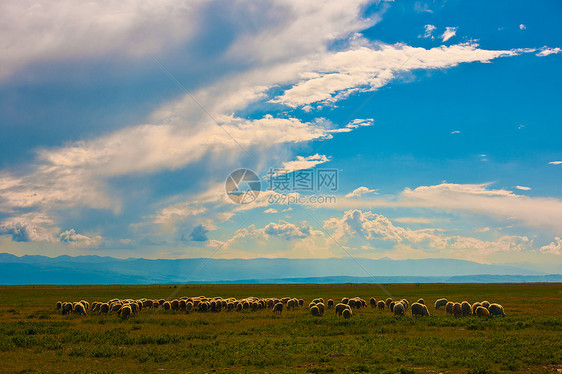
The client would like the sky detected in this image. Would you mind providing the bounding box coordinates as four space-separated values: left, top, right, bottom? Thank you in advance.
0 0 561 268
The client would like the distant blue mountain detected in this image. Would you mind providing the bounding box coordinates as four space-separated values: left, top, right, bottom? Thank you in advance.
1 252 557 285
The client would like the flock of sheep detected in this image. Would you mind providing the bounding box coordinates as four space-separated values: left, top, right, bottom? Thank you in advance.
55 295 506 320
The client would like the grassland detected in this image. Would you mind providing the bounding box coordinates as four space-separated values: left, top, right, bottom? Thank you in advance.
0 283 560 374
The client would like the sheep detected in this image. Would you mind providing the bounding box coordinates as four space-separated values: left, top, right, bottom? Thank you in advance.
342 308 352 319
99 303 110 315
488 303 506 318
73 302 87 316
481 301 491 309
287 299 296 310
411 302 430 317
62 302 73 315
452 302 462 318
316 302 325 315
163 301 171 311
341 297 349 304
335 303 350 316
393 302 405 316
416 298 425 305
179 299 186 310
389 301 396 312
158 299 166 306
461 301 472 317
371 297 378 308
110 303 122 313
377 301 385 310
129 302 138 314
56 301 62 310
434 298 448 309
273 302 283 314
80 300 89 310
236 303 243 312
186 301 194 313
400 299 409 310
385 298 393 308
298 299 304 307
348 299 357 308
310 305 321 316
308 301 317 309
475 306 490 318
170 299 179 311
327 299 334 308
445 301 454 315
472 302 482 315
119 305 132 319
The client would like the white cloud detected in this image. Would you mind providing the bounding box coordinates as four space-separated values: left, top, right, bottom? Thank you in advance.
540 237 561 255
273 42 527 108
441 27 458 42
345 186 377 198
515 186 531 191
423 24 436 38
475 227 491 232
536 47 561 57
0 212 59 243
548 161 562 165
0 0 206 80
401 183 562 232
275 154 330 175
153 203 206 227
264 208 278 214
224 220 323 249
519 24 526 30
323 209 534 261
450 130 461 134
59 229 102 248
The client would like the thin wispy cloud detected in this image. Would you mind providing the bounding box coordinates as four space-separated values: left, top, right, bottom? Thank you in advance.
548 161 562 165
441 27 458 42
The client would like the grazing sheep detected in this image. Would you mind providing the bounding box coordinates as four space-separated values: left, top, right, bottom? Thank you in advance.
417 298 425 305
475 306 490 318
298 299 304 307
129 303 138 314
185 302 194 313
434 298 448 309
110 303 122 313
80 300 89 310
411 302 430 317
287 299 296 310
62 302 73 315
73 302 87 316
179 299 186 310
341 297 349 304
99 303 110 315
452 302 462 318
342 308 352 319
158 299 166 306
171 299 179 310
393 302 405 316
335 303 350 316
472 302 482 315
316 302 325 315
308 301 317 309
119 305 132 319
488 303 506 318
389 301 396 312
461 301 472 317
56 301 62 310
377 301 385 310
385 298 393 308
310 305 321 316
481 301 491 309
348 299 356 308
236 303 243 312
445 301 454 315
400 299 409 309
327 299 334 308
273 302 283 314
163 301 171 311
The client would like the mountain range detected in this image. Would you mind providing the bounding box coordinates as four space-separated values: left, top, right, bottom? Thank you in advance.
1 253 560 285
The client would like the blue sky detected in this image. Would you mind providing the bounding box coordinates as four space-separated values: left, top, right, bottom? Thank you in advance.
0 0 561 268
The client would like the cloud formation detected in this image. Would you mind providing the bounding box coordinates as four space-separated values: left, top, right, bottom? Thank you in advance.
441 27 458 42
345 186 377 198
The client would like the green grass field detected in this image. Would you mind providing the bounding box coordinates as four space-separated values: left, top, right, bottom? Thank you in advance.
0 283 560 374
